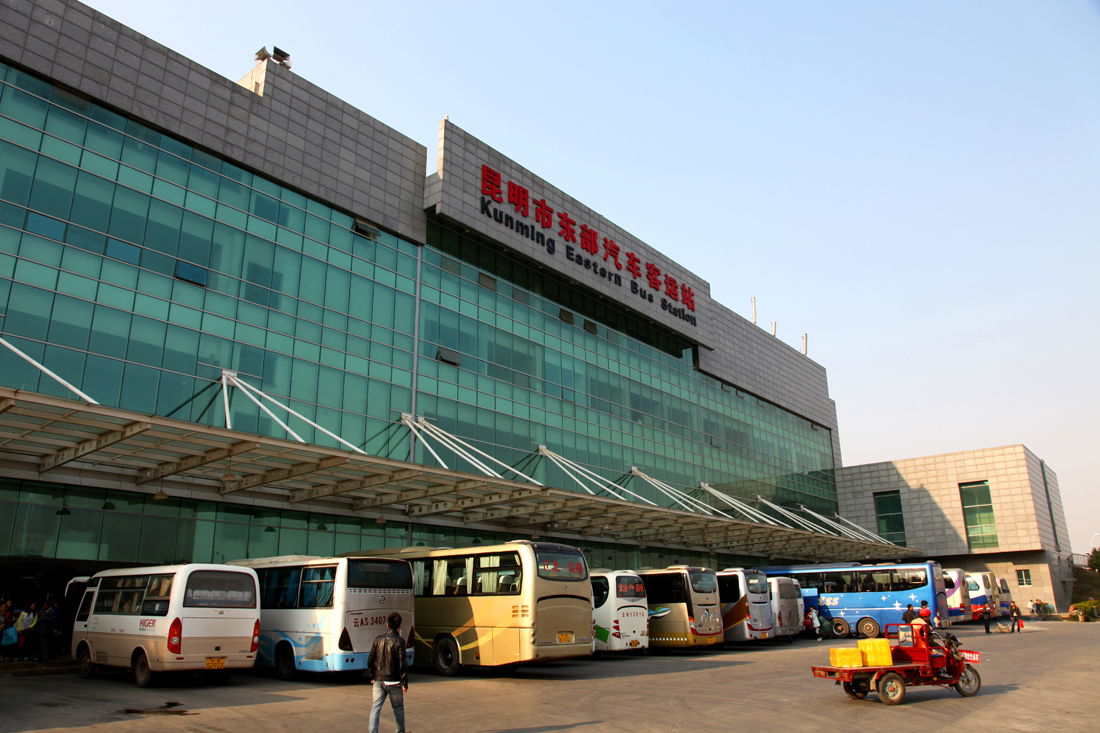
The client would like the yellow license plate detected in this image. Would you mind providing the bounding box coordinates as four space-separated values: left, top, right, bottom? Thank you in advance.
205 657 226 670
628 640 639 648
556 632 574 643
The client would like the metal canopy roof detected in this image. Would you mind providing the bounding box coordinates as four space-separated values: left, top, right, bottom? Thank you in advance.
0 387 919 562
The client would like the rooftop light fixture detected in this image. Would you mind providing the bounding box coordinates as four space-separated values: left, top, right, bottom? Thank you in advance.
271 47 291 69
55 504 70 516
152 488 169 501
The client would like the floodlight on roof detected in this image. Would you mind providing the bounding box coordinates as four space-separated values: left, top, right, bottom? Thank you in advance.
272 47 291 68
255 46 270 61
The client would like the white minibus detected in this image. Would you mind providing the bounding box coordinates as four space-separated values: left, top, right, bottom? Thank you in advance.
591 570 649 652
71 563 260 687
768 576 803 640
966 571 1001 620
231 555 414 679
717 568 773 642
637 565 722 648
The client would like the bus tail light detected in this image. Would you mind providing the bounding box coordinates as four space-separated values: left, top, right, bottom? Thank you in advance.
612 620 622 639
338 627 353 652
688 616 697 633
167 617 182 654
251 619 261 653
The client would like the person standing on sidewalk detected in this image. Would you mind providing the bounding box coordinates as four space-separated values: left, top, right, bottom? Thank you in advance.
980 602 992 634
1008 601 1023 633
367 612 409 733
15 601 39 661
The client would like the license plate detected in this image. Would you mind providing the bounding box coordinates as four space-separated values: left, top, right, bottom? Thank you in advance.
205 657 226 670
628 639 639 648
960 650 981 663
556 632 574 643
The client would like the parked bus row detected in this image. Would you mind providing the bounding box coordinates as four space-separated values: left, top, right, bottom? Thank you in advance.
63 543 1007 686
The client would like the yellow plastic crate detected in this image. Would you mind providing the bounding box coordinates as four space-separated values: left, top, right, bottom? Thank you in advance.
829 647 864 668
858 638 892 666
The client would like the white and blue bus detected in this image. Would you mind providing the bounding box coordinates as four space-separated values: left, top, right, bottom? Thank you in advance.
231 555 414 679
943 568 972 622
762 561 947 638
965 571 1002 620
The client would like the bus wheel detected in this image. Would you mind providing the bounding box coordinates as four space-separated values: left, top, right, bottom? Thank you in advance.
432 636 461 676
76 644 96 679
133 650 156 688
831 618 850 638
954 664 981 697
857 617 880 638
842 680 869 699
878 672 906 705
275 643 298 681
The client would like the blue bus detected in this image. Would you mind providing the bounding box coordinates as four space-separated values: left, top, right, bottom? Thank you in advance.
761 561 947 638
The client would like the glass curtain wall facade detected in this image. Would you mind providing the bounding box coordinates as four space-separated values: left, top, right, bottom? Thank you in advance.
0 476 725 572
0 59 836 568
421 222 837 511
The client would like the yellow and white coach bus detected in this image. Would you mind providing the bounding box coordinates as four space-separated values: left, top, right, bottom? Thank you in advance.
637 565 723 648
230 555 414 679
372 540 593 674
70 563 260 687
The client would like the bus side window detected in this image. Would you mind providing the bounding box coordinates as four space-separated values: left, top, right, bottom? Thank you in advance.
718 574 742 603
447 558 471 595
591 577 610 608
299 566 336 608
141 574 174 616
430 560 449 596
76 590 95 622
411 560 430 597
472 553 521 595
260 567 301 609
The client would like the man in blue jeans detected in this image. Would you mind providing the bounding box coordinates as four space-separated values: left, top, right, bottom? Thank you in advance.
368 612 409 733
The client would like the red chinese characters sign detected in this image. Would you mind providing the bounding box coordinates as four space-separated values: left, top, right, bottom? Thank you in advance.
477 164 698 327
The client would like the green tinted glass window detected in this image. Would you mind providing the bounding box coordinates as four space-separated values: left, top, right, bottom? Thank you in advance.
959 480 997 549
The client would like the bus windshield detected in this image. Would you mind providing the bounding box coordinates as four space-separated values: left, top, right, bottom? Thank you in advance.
689 569 717 594
184 570 257 608
536 548 588 581
746 574 768 595
348 560 412 589
616 576 646 599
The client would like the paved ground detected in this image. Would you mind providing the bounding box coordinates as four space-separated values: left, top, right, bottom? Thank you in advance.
4 621 1098 733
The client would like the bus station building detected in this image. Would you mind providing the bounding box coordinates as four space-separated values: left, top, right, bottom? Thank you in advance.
0 0 916 598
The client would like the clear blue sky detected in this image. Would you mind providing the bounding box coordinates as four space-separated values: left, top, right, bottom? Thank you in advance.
82 0 1100 554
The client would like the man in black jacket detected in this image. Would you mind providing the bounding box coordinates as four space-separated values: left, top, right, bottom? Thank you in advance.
980 602 992 633
368 612 409 733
